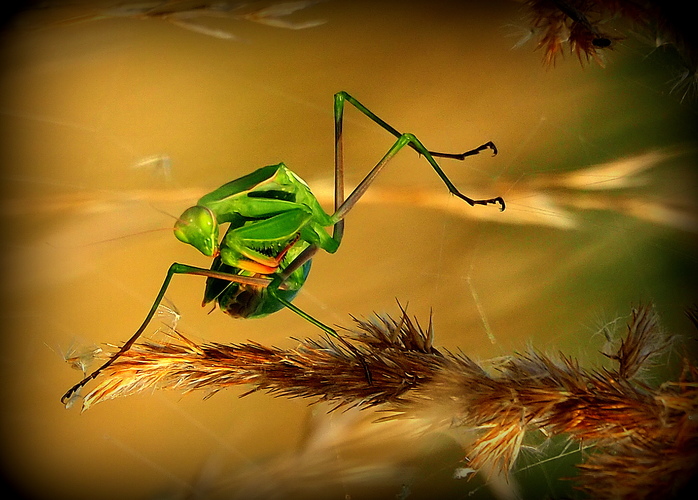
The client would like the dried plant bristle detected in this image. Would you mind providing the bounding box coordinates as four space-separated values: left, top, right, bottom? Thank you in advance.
69 304 697 499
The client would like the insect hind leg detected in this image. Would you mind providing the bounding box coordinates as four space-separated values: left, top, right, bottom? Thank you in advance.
332 92 505 222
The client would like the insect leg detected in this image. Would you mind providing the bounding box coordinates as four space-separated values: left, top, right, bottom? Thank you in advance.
268 245 374 384
266 276 373 384
332 91 505 217
61 263 277 404
332 93 346 245
336 91 498 162
429 140 498 160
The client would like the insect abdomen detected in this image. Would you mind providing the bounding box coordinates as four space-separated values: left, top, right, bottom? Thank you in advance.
204 258 312 319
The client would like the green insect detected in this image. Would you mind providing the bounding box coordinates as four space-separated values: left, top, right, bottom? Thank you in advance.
62 91 504 403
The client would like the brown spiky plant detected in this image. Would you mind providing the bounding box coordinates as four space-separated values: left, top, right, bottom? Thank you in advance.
67 304 698 499
522 0 621 66
520 0 697 92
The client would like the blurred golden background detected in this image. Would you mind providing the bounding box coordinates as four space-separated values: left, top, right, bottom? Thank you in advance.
0 1 696 498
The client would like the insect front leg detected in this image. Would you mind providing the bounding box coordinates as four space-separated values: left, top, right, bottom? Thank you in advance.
218 208 313 274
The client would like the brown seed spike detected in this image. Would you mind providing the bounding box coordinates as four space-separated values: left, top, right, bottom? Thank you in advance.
69 304 697 498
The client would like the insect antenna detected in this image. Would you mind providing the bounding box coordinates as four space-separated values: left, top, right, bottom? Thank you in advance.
84 226 175 247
